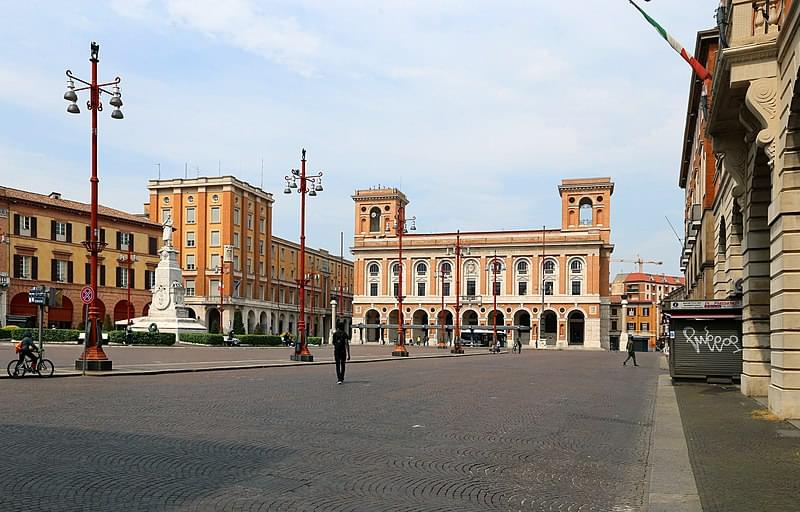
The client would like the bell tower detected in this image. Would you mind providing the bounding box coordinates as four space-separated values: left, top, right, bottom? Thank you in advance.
352 187 409 242
558 178 614 242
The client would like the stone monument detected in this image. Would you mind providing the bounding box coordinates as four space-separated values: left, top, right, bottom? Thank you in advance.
128 216 207 335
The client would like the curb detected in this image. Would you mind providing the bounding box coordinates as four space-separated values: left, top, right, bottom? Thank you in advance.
1 349 504 379
646 374 702 512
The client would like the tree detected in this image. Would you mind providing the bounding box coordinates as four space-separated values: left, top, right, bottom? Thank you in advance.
103 314 113 332
233 311 245 334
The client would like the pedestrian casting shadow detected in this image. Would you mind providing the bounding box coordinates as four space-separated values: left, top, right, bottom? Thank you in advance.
339 380 371 385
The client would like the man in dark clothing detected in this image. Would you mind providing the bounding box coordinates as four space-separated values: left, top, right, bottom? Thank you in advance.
16 335 39 373
622 336 638 366
332 322 351 384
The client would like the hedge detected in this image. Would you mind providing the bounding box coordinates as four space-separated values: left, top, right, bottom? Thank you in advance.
107 330 175 346
179 333 225 345
10 329 80 342
238 335 283 346
0 326 20 340
308 336 323 346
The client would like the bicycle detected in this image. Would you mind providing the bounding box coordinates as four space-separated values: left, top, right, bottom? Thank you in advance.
7 350 54 378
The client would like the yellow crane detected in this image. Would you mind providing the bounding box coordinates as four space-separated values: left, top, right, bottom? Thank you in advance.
612 255 663 274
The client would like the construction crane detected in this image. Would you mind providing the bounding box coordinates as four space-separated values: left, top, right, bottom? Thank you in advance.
611 255 663 273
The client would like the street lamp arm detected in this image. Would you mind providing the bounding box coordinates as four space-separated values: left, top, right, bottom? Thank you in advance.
65 69 92 87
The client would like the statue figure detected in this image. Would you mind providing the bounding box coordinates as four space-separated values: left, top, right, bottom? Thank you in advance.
162 216 174 245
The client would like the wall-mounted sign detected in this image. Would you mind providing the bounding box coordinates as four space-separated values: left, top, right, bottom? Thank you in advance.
670 300 741 310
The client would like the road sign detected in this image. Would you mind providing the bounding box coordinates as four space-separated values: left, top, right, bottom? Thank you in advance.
80 286 95 304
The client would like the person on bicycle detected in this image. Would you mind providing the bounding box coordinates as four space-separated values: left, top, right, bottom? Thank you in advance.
17 334 39 371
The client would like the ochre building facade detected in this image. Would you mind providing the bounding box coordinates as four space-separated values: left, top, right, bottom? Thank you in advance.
350 178 614 348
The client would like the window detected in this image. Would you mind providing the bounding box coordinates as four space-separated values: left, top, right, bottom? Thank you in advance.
234 208 241 225
579 198 593 225
440 261 452 274
53 221 68 242
210 207 220 224
210 231 220 247
627 307 636 317
393 282 399 298
260 285 265 300
640 323 650 332
247 237 252 252
543 260 555 275
233 255 240 271
210 279 221 297
53 260 70 283
516 260 528 274
233 233 240 248
186 207 196 224
611 308 618 317
392 263 400 276
145 270 155 290
259 240 264 256
260 217 266 233
627 322 636 331
493 281 501 296
417 282 426 296
416 262 427 275
186 254 196 270
571 280 581 295
611 320 618 331
368 263 380 276
642 307 650 316
16 215 33 236
13 255 36 279
210 253 220 269
248 258 253 273
544 281 554 295
370 282 379 296
161 209 171 224
148 236 158 255
570 259 583 273
518 281 527 295
442 282 451 296
185 280 195 296
247 214 254 229
466 279 476 296
118 267 129 288
369 207 381 232
186 232 195 247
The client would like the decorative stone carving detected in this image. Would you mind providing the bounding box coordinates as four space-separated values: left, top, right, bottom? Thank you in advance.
745 77 779 162
714 134 747 207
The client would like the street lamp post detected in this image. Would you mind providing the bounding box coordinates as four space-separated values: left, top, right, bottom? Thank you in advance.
64 41 124 371
284 148 323 362
435 267 449 349
117 237 136 337
214 264 225 334
490 250 500 352
448 231 469 354
392 204 416 357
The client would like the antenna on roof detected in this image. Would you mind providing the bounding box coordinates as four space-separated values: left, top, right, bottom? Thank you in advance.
184 162 188 179
260 158 264 189
665 215 683 247
154 163 161 179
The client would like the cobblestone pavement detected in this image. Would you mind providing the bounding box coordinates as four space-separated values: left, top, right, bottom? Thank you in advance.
675 382 800 512
0 351 659 511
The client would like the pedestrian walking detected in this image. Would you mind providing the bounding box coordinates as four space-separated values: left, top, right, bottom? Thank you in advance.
513 337 522 354
622 336 638 366
333 322 351 384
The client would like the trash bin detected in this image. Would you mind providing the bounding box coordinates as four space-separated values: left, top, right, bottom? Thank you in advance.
664 300 742 380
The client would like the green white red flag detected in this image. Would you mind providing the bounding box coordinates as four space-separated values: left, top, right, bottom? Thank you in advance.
628 0 712 82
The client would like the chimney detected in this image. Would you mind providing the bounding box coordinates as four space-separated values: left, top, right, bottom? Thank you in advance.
48 192 61 200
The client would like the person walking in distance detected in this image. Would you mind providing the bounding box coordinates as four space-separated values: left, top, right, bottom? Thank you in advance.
622 336 638 366
333 322 351 384
513 336 522 354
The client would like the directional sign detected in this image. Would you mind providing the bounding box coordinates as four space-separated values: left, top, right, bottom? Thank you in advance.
80 286 95 305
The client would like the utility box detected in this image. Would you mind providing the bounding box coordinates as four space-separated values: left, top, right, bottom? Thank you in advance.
664 300 742 380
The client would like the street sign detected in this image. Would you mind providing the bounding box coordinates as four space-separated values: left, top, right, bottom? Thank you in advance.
28 287 47 305
80 286 95 304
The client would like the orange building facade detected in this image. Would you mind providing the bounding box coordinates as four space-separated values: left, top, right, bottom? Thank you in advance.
145 176 353 337
350 178 615 348
609 273 685 350
0 187 162 328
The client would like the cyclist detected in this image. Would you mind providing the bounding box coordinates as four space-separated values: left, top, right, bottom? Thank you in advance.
16 334 39 372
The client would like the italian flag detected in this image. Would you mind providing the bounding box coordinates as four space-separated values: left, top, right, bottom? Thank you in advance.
629 0 712 82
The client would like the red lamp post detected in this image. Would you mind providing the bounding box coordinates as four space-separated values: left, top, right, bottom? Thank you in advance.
392 204 416 357
64 42 124 371
436 265 450 349
490 250 500 352
449 231 469 354
117 237 136 333
284 149 323 362
215 263 225 334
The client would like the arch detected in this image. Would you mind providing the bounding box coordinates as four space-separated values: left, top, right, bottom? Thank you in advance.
541 310 558 345
436 309 454 343
9 293 37 321
367 262 380 275
412 309 429 342
568 309 585 345
278 312 286 334
369 206 381 232
142 302 151 316
113 300 136 324
364 309 381 342
185 307 197 319
415 261 428 276
462 309 478 326
247 309 256 333
270 312 277 334
513 309 531 344
487 310 504 328
569 258 584 274
542 258 557 274
439 261 453 274
388 309 401 342
516 259 529 275
207 308 221 333
288 314 296 335
579 197 593 225
259 311 268 333
47 296 74 328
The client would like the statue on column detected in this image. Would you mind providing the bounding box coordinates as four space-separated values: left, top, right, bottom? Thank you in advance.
162 216 175 247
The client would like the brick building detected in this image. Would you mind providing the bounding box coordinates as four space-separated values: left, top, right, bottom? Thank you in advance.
350 178 614 348
609 273 685 350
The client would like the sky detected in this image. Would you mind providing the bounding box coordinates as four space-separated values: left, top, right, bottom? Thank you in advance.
0 1 716 276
